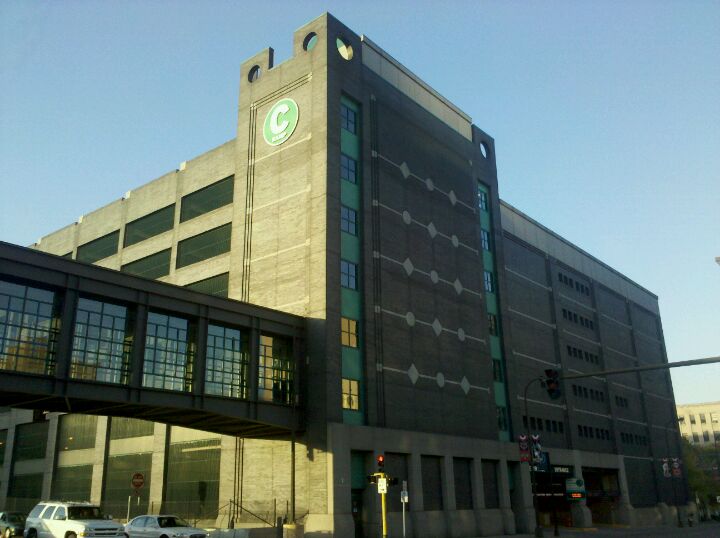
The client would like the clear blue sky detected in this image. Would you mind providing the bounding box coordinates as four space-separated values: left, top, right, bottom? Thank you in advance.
1 1 718 404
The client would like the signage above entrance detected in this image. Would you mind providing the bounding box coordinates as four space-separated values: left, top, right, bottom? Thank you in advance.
263 98 299 146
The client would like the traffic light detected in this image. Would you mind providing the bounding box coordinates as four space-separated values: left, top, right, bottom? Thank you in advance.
544 369 561 399
367 474 378 484
376 454 385 472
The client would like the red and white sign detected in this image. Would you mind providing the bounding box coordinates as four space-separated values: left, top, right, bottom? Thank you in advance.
131 472 145 490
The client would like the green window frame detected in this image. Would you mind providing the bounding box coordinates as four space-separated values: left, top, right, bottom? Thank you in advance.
122 249 171 280
180 176 234 223
176 224 231 269
76 231 119 263
124 205 175 247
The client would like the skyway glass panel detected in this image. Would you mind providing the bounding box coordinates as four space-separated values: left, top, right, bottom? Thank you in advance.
205 323 248 398
258 334 293 404
143 312 195 392
76 230 119 263
124 204 175 247
71 298 132 384
180 176 234 222
0 279 60 375
176 224 231 269
121 249 171 280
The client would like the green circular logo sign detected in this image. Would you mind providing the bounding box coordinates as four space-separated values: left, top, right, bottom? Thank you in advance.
263 98 299 146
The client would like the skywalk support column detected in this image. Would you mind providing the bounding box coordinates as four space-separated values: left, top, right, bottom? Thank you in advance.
570 451 592 528
148 423 168 514
41 414 59 499
615 455 636 525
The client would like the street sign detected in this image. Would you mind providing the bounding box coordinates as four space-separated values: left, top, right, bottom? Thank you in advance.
378 477 388 494
401 480 408 503
131 472 145 490
566 478 586 501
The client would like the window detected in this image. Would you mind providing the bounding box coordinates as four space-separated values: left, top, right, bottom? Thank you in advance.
487 313 499 336
341 317 358 348
205 323 249 399
257 334 293 404
122 249 171 280
421 456 443 510
340 103 357 134
483 270 494 293
480 229 490 251
690 414 696 424
340 259 358 289
176 223 231 268
340 153 357 184
700 414 707 423
492 359 503 382
124 205 175 247
677 416 685 424
179 176 234 222
185 273 229 298
478 190 488 211
453 458 473 510
341 206 357 235
14 421 48 460
76 231 120 263
692 433 699 442
71 298 132 384
703 431 710 442
143 312 195 392
341 378 360 410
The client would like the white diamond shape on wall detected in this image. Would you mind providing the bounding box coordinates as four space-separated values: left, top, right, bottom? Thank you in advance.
453 278 463 295
402 258 414 276
460 376 471 395
427 222 437 238
432 318 442 336
408 364 419 385
436 372 445 388
448 190 457 206
400 162 410 179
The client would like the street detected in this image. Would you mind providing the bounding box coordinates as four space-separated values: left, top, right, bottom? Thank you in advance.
492 521 720 538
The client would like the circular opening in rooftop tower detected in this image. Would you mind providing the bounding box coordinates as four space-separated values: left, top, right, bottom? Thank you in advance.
303 32 318 51
247 65 261 83
336 36 353 60
480 141 490 159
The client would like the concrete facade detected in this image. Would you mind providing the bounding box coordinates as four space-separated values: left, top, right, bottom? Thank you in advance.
0 12 688 537
677 402 720 447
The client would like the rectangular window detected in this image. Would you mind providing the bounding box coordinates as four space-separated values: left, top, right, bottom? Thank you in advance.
482 460 500 509
176 223 231 269
124 205 175 247
690 414 696 424
487 313 498 336
340 103 357 134
340 206 357 235
453 458 473 510
703 431 710 442
109 417 154 440
205 323 249 399
258 334 293 405
102 452 152 518
692 433 699 442
13 421 48 461
340 154 357 184
0 279 61 375
76 231 120 263
478 190 488 211
340 259 358 290
165 436 220 520
480 229 490 251
57 415 98 451
483 271 494 293
71 297 132 384
421 456 443 510
341 378 360 410
180 176 234 222
700 414 706 423
341 317 358 348
143 312 195 392
121 249 171 280
185 273 229 298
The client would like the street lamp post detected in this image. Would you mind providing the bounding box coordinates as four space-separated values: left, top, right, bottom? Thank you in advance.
524 376 545 538
665 420 683 527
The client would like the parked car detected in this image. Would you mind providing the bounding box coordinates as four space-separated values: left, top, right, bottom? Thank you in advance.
124 516 206 538
0 512 26 538
24 501 123 538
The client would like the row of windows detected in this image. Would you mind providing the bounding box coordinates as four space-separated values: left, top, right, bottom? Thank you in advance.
0 279 291 403
620 432 648 446
566 344 599 365
681 412 718 424
558 271 590 296
615 395 629 408
73 177 234 263
121 224 232 280
522 415 566 434
572 384 605 403
685 431 717 443
561 308 595 330
579 425 611 440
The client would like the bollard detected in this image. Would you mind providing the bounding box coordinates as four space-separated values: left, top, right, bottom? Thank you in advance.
276 517 284 538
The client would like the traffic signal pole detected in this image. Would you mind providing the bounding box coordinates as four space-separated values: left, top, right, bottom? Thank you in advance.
524 376 545 538
381 487 388 538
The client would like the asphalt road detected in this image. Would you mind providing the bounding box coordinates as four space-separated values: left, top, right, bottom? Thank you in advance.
491 521 720 537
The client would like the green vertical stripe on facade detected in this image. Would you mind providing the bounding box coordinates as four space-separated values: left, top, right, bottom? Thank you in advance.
351 451 367 489
341 180 360 208
342 347 363 379
341 233 360 264
341 288 361 319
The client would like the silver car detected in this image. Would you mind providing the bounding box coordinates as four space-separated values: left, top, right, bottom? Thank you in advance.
124 516 206 538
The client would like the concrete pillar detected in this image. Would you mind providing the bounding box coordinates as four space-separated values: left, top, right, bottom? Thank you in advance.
0 424 16 504
570 452 592 528
409 452 424 511
217 436 238 527
511 461 535 533
90 417 109 504
148 423 168 514
614 455 636 525
498 459 517 534
41 415 59 499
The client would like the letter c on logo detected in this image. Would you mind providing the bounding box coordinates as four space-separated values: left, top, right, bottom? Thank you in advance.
270 104 290 135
